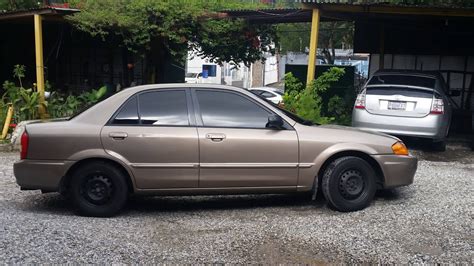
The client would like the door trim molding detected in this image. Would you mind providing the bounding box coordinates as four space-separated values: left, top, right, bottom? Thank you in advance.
130 162 313 169
131 163 198 168
200 163 299 168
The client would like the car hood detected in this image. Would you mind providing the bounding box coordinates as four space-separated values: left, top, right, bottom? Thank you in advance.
318 124 400 141
293 123 401 155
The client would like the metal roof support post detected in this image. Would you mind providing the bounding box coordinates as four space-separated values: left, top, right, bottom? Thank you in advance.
34 14 47 118
307 8 320 84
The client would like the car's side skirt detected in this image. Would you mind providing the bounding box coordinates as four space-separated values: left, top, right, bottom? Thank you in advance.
133 185 312 196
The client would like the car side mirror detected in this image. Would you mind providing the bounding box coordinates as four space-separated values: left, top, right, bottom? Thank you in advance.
266 114 284 129
449 90 461 97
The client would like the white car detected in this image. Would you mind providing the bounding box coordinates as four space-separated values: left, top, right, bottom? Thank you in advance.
248 87 284 104
185 73 202 83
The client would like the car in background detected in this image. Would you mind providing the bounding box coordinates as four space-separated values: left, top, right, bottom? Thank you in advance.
248 87 284 104
185 72 202 83
14 84 417 217
352 70 456 151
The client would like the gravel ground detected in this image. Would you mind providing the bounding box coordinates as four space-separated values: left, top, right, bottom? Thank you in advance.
0 150 472 264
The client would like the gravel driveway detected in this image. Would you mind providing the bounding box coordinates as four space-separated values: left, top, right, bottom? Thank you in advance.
0 150 472 264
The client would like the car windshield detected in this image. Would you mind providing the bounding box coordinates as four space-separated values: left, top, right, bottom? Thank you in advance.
369 74 436 88
253 94 315 126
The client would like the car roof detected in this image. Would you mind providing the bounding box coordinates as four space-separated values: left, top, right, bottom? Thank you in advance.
373 69 443 80
123 83 246 94
249 87 283 93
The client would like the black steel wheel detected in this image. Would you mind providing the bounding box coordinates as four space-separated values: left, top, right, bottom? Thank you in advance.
322 156 377 212
70 161 128 217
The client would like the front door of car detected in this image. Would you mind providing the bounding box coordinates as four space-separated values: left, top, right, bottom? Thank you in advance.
192 89 299 188
101 89 199 189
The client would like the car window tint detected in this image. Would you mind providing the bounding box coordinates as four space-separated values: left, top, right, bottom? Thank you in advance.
368 75 436 88
366 87 434 98
113 96 139 124
196 90 270 128
260 91 274 98
250 90 264 95
138 90 189 126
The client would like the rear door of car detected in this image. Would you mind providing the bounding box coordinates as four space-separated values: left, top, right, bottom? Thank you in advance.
365 75 435 118
192 88 299 188
101 89 199 189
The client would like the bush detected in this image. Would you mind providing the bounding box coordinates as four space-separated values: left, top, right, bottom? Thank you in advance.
283 67 350 125
1 65 107 125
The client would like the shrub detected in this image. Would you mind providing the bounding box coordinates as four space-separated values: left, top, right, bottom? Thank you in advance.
283 67 348 125
1 65 108 125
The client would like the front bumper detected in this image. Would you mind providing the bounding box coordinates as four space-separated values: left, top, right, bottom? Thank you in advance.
372 154 418 188
14 160 74 191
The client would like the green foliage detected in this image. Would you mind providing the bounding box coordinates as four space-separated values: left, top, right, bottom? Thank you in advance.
0 0 40 11
77 86 107 105
66 0 278 68
327 95 352 125
1 66 108 123
12 64 25 88
2 81 43 121
276 21 353 64
283 68 347 125
283 72 304 94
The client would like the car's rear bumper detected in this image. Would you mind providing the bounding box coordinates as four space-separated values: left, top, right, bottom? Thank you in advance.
373 154 418 188
14 160 73 191
352 109 447 140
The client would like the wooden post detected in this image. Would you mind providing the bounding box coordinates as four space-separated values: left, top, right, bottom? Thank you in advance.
34 14 46 118
1 105 13 139
307 8 320 84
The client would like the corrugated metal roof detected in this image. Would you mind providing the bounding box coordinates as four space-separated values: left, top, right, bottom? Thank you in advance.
0 6 79 21
295 0 473 8
222 3 474 24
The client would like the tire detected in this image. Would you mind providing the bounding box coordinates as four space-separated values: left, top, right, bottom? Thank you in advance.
432 140 446 152
322 156 377 212
70 161 128 217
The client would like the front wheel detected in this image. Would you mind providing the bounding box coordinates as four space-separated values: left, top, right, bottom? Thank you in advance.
70 162 128 217
322 156 377 212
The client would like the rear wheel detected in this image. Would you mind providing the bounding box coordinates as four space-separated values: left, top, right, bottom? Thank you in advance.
70 162 128 217
322 156 377 212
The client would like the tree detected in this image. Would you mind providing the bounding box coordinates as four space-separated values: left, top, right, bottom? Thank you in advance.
66 0 278 83
276 21 354 64
0 0 39 11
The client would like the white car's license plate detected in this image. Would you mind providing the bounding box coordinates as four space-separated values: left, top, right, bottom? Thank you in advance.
388 101 407 110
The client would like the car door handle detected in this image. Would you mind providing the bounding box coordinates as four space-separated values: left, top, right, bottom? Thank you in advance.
109 132 128 140
206 133 226 142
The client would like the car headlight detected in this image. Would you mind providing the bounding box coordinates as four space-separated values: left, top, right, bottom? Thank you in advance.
392 141 409 156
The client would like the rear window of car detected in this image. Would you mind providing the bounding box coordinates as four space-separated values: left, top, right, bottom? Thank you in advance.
112 90 189 126
366 87 434 98
368 75 436 88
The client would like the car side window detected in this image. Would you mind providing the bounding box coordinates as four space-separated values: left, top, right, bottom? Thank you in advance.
196 90 271 129
112 90 189 126
113 96 139 124
139 90 189 126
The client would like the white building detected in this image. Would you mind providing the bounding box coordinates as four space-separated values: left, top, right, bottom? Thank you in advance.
185 50 279 88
